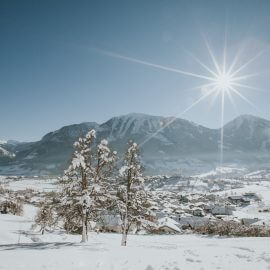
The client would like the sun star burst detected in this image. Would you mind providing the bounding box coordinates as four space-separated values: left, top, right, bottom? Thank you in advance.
186 38 261 166
215 73 233 91
92 36 264 168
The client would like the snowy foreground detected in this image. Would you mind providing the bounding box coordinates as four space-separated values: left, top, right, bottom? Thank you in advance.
1 175 270 269
0 211 270 270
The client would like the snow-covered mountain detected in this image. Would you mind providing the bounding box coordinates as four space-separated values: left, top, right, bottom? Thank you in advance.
1 113 270 176
223 114 270 152
100 113 218 154
0 140 7 145
0 146 15 159
0 147 13 157
0 139 16 158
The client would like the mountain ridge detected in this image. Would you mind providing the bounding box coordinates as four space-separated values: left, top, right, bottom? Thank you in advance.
1 113 270 176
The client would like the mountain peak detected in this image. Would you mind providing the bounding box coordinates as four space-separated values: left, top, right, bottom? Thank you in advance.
224 114 269 130
125 112 151 117
114 112 163 120
235 114 263 121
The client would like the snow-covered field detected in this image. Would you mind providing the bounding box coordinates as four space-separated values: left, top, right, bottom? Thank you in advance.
0 177 58 192
0 176 270 270
1 211 270 270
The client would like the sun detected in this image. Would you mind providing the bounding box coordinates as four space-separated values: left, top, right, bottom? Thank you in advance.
215 73 233 91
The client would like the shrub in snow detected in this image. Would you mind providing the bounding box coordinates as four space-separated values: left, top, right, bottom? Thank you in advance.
0 199 23 216
0 185 5 195
58 130 117 242
115 141 155 246
0 185 12 196
15 188 38 204
195 220 270 237
35 200 55 234
96 212 123 233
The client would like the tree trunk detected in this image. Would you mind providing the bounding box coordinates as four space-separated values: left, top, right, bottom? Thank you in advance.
121 229 128 246
121 168 131 247
81 214 87 243
81 172 88 243
121 216 128 246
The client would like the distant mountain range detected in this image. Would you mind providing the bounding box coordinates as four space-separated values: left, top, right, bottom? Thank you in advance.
1 113 270 176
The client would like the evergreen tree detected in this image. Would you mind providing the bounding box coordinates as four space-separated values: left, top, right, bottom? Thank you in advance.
35 200 55 234
117 141 154 246
60 130 116 242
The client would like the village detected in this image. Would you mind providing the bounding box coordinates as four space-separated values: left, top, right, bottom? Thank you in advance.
1 172 270 236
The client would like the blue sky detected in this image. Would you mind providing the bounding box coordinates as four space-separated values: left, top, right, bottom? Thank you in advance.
1 0 270 141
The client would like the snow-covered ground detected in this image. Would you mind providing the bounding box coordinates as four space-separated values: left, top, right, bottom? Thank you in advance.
0 176 58 192
193 166 247 178
0 198 270 270
1 210 270 270
1 176 270 270
216 181 270 221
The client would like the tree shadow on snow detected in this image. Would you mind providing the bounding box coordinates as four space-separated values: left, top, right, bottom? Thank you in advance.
0 242 78 251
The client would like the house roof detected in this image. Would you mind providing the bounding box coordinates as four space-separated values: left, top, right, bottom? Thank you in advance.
228 195 243 200
158 217 181 233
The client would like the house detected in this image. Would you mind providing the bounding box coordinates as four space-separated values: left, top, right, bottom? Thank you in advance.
156 211 167 219
241 197 251 205
228 195 243 204
228 195 250 205
211 205 233 216
158 217 181 234
205 194 216 202
192 207 205 217
203 204 214 213
178 215 210 229
243 192 261 201
252 220 270 226
140 220 158 234
179 195 189 203
241 218 260 226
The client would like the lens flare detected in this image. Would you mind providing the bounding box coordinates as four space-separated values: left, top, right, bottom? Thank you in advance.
92 36 264 168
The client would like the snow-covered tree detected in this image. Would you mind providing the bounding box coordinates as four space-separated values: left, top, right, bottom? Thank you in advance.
35 200 55 234
59 130 117 242
116 141 154 246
